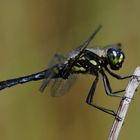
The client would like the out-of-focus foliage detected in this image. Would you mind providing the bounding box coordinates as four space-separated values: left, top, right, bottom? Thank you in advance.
0 0 140 140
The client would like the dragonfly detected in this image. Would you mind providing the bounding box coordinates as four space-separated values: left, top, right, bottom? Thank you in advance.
0 25 133 117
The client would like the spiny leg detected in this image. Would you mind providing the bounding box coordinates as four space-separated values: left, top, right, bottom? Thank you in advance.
86 74 116 116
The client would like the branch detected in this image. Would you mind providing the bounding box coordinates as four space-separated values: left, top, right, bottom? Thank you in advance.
108 66 140 140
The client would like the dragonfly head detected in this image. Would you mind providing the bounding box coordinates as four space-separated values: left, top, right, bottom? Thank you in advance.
107 48 125 70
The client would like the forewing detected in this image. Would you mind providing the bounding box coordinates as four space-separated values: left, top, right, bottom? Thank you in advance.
67 46 83 60
67 25 102 60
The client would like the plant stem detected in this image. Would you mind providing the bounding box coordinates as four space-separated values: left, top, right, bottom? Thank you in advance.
108 66 140 140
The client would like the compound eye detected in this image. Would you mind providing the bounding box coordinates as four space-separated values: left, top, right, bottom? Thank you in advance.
118 54 124 63
107 48 125 70
112 50 117 58
109 50 118 64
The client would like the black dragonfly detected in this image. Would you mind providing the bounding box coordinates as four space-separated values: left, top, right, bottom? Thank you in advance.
0 25 132 117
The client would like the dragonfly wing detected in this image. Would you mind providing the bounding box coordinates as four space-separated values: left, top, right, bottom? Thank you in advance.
39 69 56 92
48 53 65 67
86 43 122 58
50 74 77 97
39 53 65 92
67 47 82 59
47 52 77 97
67 25 102 60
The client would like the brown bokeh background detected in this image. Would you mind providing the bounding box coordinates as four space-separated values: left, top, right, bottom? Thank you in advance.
0 0 140 140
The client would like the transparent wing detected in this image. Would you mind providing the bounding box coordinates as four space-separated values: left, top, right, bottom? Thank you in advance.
86 43 123 58
40 53 77 95
48 53 65 66
67 46 83 60
39 53 65 92
39 69 56 92
49 54 77 97
67 25 102 60
50 74 77 97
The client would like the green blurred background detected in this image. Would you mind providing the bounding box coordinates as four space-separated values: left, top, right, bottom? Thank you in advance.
0 0 140 140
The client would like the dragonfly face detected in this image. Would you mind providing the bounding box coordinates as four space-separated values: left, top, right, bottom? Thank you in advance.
106 47 125 70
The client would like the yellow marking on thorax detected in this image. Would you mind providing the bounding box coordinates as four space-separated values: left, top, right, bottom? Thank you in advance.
98 65 101 69
79 57 86 60
90 60 97 66
72 66 86 71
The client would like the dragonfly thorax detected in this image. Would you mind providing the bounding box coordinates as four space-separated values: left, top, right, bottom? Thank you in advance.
70 49 103 75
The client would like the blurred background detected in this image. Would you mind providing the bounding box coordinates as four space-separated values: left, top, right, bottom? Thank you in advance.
0 0 140 140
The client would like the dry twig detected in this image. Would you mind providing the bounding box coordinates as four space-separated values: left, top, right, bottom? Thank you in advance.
108 66 140 140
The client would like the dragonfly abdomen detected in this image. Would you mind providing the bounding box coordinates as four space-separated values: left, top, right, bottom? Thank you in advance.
0 70 48 90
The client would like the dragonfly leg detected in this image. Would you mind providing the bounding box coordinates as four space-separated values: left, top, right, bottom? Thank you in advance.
86 74 116 117
105 66 132 80
100 71 125 97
